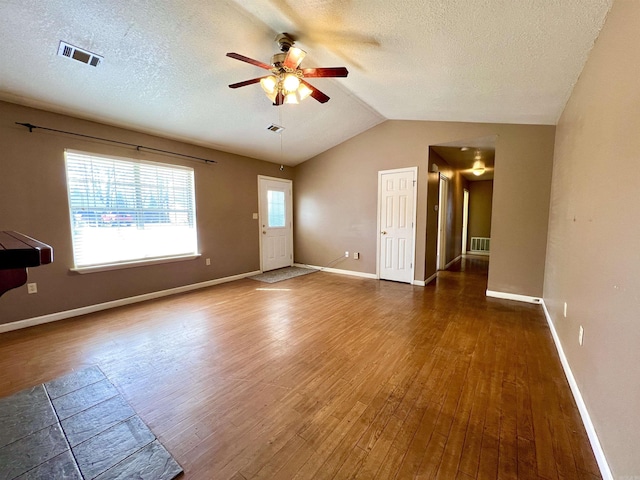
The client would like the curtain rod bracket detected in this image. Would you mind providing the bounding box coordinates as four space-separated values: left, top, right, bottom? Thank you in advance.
14 122 217 164
16 122 37 133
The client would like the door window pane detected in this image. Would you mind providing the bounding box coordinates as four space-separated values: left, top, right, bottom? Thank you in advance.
267 190 286 227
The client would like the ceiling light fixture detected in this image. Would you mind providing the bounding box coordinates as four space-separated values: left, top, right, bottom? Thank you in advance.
472 160 485 176
472 151 485 175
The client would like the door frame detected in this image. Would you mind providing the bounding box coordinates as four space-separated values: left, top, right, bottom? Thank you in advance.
376 166 418 283
257 175 293 273
436 174 449 270
462 188 469 255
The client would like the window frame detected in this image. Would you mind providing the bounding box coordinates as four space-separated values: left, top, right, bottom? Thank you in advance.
64 149 199 273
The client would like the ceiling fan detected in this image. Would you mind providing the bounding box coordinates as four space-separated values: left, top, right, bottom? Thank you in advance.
226 33 348 106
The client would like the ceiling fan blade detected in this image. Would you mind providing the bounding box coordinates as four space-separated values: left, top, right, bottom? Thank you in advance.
283 47 306 69
226 53 272 70
229 77 267 89
301 80 330 103
302 67 349 78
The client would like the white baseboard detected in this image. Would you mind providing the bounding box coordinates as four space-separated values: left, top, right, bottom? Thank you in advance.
467 251 490 257
298 265 435 287
541 300 613 480
0 270 261 334
445 255 462 269
424 272 438 285
486 289 542 304
297 264 438 286
294 263 377 280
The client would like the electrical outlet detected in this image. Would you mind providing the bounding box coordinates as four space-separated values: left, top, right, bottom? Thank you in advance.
579 325 584 346
354 252 359 259
345 251 349 258
205 258 211 266
27 283 38 294
564 302 567 318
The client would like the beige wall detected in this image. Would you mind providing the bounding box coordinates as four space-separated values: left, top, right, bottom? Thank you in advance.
467 180 493 249
294 120 555 295
544 0 640 476
0 101 290 325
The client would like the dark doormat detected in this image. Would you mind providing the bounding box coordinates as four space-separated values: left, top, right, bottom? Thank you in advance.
0 366 182 479
250 266 316 283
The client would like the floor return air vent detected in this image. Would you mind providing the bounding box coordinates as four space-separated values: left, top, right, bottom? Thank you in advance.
470 237 491 253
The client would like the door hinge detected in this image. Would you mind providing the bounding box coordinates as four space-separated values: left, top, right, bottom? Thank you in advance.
413 180 416 186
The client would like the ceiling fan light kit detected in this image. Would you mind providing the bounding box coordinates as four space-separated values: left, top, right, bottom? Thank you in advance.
227 33 348 106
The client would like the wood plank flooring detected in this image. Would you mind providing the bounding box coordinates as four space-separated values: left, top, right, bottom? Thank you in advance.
0 257 601 479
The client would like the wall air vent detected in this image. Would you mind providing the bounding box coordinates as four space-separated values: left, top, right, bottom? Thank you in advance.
57 41 103 67
470 237 491 253
266 124 284 134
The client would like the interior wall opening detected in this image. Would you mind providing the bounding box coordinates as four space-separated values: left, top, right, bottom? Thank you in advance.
426 135 496 281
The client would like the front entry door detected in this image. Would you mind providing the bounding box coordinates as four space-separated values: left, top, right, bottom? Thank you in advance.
258 176 293 272
378 168 417 284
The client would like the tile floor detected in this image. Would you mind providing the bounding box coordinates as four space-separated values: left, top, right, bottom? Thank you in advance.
0 366 182 480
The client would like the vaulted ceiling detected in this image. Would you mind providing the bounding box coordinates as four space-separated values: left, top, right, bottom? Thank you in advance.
0 0 612 165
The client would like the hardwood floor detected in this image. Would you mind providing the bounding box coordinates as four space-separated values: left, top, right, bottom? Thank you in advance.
0 257 601 479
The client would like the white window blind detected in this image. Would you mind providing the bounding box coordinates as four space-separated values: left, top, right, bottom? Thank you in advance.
65 150 197 268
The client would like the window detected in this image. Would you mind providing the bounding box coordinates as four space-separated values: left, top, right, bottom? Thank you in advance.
65 150 197 269
267 190 286 227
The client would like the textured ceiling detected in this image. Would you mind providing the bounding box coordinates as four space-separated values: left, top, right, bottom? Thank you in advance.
0 0 611 165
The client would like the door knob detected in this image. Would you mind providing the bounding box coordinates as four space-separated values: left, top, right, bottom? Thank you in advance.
262 231 266 234
381 231 387 235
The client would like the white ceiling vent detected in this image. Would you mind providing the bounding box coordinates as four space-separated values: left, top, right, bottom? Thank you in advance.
57 41 103 67
266 124 284 133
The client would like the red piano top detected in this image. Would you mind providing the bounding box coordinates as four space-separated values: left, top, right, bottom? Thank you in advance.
0 231 53 270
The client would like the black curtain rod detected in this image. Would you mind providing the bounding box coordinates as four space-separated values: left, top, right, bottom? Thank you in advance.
15 122 217 164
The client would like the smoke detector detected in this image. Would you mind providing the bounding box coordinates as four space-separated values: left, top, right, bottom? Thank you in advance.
57 41 103 67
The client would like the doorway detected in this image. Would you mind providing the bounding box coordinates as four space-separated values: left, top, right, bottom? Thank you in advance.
377 167 417 284
258 176 293 272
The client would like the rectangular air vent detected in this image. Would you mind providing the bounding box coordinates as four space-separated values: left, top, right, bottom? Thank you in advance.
470 237 491 252
57 41 103 67
266 124 284 133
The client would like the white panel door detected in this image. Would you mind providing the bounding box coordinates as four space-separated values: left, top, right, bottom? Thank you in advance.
259 176 293 272
378 168 416 283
